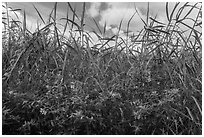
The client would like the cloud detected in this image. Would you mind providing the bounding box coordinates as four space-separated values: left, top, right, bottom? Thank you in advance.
99 3 146 35
98 2 184 34
87 2 101 18
4 2 201 43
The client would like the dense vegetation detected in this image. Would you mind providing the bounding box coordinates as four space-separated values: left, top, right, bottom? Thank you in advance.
2 2 202 135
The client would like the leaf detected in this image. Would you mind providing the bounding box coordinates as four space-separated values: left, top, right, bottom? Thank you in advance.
145 26 158 33
48 7 54 23
100 35 116 49
195 21 202 26
7 48 27 82
10 20 21 24
10 8 21 12
62 42 78 54
67 2 80 20
152 25 165 29
127 12 136 38
177 3 199 23
169 2 180 21
91 30 101 40
176 2 188 21
2 4 6 8
117 18 123 36
23 10 26 35
191 96 202 116
186 107 195 122
60 18 80 30
92 17 102 35
166 2 170 21
155 28 170 35
149 17 165 25
33 4 46 24
2 21 7 25
81 2 85 28
134 4 147 26
103 21 107 35
38 22 53 32
171 107 191 120
53 2 57 22
193 29 202 48
146 2 149 25
62 7 69 38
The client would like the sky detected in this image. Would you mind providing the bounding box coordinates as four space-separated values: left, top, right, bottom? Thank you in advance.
2 2 201 45
3 2 170 31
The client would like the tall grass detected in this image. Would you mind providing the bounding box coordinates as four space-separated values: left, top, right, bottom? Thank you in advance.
2 2 202 135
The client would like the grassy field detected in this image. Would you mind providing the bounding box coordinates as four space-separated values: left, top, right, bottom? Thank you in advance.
2 2 202 135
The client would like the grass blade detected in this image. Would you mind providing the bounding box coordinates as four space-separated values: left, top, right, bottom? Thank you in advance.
99 35 115 49
170 2 180 21
134 4 146 26
62 7 69 38
185 107 195 122
92 17 102 35
61 18 80 30
149 17 165 25
10 8 21 12
191 96 202 116
146 2 149 25
193 29 202 48
33 4 46 24
81 2 85 28
23 9 26 36
155 28 170 35
103 21 107 36
166 2 170 21
176 2 188 21
114 18 123 51
67 2 80 20
62 48 69 83
127 12 136 39
80 2 86 47
177 3 199 23
10 7 21 19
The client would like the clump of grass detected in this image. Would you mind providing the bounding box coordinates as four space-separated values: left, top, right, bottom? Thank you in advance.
2 2 202 135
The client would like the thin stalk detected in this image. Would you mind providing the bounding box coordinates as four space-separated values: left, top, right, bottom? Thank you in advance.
5 3 11 54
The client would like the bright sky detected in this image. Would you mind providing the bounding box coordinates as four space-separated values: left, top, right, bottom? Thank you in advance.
2 2 171 31
2 2 201 45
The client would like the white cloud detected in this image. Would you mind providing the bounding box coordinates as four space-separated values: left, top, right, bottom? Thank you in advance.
98 2 184 34
87 2 101 18
111 27 119 35
99 3 146 34
111 27 125 36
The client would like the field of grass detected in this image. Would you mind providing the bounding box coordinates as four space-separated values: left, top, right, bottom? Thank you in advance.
2 2 202 135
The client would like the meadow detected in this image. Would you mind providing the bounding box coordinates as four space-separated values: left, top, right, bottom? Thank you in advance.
2 2 202 135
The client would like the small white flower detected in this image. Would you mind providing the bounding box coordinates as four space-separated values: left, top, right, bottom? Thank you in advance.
40 108 47 115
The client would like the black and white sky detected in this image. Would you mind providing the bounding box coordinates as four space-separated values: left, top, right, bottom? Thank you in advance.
2 1 201 44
